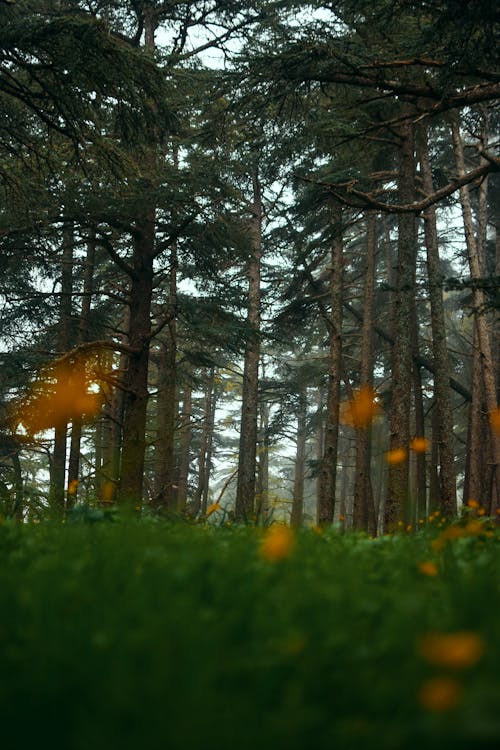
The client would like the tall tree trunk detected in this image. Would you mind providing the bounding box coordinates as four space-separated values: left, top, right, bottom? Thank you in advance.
118 10 158 508
353 211 376 533
385 120 416 532
50 222 74 515
176 383 192 512
201 377 217 516
291 386 307 528
235 169 262 522
318 204 343 525
452 116 500 512
67 225 96 507
418 124 457 516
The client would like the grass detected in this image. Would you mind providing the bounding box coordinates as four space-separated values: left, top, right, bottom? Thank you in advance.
0 515 499 749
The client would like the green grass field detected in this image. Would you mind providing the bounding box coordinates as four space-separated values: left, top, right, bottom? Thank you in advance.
0 515 498 749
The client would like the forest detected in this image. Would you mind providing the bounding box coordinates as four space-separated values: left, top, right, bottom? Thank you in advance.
0 2 499 747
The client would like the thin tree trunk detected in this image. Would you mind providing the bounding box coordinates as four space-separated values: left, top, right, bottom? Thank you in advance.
192 370 214 517
235 169 262 522
418 125 457 516
291 386 307 528
176 383 192 512
67 225 96 507
318 204 343 525
201 377 217 516
256 395 270 523
50 222 74 515
385 120 416 532
353 211 376 533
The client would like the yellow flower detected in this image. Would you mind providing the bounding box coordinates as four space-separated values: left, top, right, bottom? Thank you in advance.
419 561 438 577
102 481 115 504
489 407 500 434
67 479 79 496
260 525 294 562
206 502 222 517
419 632 484 670
385 447 407 464
418 677 462 712
467 498 480 509
410 436 430 453
340 386 380 428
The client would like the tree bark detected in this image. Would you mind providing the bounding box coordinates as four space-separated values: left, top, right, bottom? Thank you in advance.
176 383 192 512
50 222 74 515
235 169 262 522
318 204 343 525
118 11 158 508
418 124 457 516
67 225 96 507
385 120 417 532
353 211 376 533
291 386 307 528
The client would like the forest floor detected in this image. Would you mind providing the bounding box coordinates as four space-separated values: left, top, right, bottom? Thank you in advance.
0 512 499 750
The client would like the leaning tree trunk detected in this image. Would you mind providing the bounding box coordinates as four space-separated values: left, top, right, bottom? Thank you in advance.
353 211 376 533
452 115 500 512
418 124 457 517
384 120 417 532
235 169 262 522
50 222 74 515
318 204 343 525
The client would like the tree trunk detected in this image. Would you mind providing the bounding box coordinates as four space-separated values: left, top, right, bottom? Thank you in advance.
235 170 262 522
384 120 416 532
256 397 270 523
291 386 307 528
192 370 215 517
67 225 96 507
353 211 376 533
118 11 158 508
50 222 74 515
176 383 192 512
418 124 457 516
452 116 500 512
318 204 343 525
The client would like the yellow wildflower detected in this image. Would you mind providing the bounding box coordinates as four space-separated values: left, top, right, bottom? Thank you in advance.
419 561 438 577
385 447 407 464
260 525 294 562
67 479 79 496
410 436 430 453
419 632 484 670
419 677 462 712
340 386 380 428
467 498 480 509
206 502 222 517
489 407 500 434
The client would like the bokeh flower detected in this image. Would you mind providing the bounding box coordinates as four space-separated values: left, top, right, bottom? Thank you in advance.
489 407 500 434
410 436 430 453
260 525 294 562
340 386 380 428
419 631 484 669
419 676 462 712
385 447 407 464
419 561 438 577
206 502 222 517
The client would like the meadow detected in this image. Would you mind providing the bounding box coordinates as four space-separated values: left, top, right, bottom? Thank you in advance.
0 513 498 750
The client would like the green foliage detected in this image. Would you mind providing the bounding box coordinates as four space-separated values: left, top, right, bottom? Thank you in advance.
0 521 498 749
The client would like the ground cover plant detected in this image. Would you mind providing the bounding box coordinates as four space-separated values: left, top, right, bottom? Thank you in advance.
0 516 499 750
